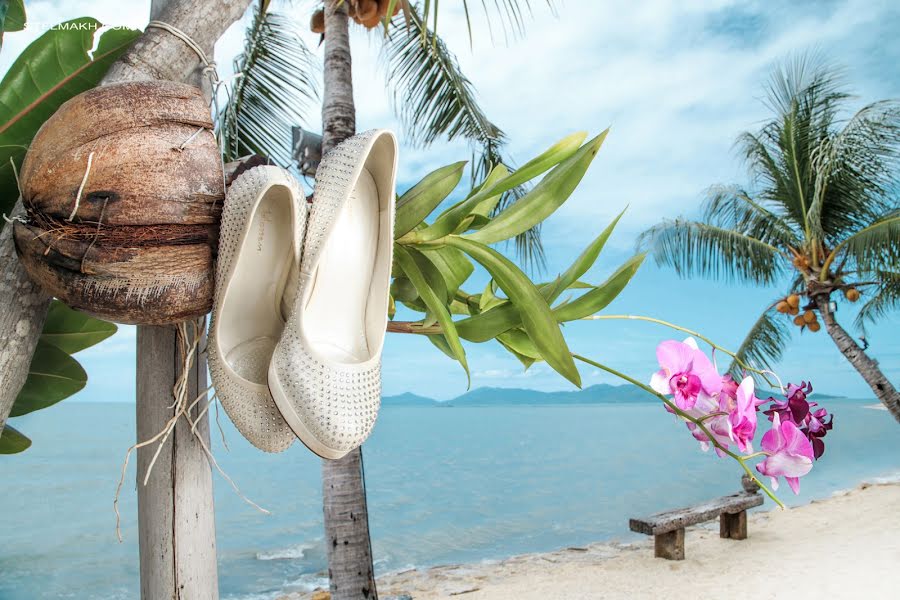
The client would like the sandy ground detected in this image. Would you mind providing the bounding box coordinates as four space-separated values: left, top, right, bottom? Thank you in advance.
288 482 900 600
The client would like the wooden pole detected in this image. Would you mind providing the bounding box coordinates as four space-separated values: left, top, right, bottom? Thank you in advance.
136 325 217 599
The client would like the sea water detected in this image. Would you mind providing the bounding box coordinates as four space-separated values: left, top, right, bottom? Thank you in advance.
1 398 897 599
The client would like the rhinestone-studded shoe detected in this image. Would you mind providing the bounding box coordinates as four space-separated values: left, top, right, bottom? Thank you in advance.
268 130 398 459
208 166 305 453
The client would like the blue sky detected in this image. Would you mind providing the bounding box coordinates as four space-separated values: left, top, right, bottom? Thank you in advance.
3 0 899 401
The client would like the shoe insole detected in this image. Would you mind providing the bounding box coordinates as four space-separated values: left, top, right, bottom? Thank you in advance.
220 187 294 385
305 169 379 363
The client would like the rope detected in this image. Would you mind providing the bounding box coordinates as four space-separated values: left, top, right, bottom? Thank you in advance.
146 21 217 80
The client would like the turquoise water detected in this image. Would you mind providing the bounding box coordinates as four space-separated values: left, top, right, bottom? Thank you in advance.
1 398 898 600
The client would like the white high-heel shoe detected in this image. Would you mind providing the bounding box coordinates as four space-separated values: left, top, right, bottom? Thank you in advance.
269 130 398 459
208 166 305 453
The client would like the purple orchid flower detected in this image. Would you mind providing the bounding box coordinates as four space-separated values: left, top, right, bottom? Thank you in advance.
756 412 814 494
650 338 722 410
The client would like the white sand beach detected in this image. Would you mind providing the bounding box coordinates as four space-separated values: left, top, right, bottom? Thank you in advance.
290 482 900 600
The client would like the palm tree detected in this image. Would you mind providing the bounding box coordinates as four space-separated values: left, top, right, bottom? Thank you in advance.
222 2 559 597
640 55 900 422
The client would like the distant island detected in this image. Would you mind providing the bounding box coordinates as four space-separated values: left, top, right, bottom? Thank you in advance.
381 384 846 407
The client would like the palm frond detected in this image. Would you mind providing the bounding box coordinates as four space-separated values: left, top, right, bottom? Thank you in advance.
810 99 900 241
638 219 785 285
416 0 556 44
219 4 318 165
854 269 900 333
382 4 544 267
837 210 900 275
728 302 792 381
703 185 800 247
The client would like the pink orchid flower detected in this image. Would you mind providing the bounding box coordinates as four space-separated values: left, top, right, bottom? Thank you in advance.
650 338 722 410
756 412 814 494
722 376 758 453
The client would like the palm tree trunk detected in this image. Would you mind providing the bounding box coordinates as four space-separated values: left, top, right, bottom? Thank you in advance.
815 296 900 422
320 3 378 599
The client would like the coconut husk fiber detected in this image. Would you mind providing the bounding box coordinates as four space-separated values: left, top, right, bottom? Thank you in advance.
13 80 224 325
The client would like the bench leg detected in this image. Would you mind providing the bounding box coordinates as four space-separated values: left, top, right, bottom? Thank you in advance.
654 528 685 560
720 510 748 540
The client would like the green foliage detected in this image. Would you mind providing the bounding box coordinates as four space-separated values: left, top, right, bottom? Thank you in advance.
2 300 117 453
0 425 30 454
0 22 124 455
392 132 644 388
382 3 546 266
0 0 26 50
219 4 317 165
640 55 900 372
0 17 140 218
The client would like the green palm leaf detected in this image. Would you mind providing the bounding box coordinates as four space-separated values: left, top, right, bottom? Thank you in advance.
220 4 317 165
639 219 783 285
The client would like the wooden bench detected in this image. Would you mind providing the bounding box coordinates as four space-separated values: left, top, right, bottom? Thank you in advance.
628 478 763 560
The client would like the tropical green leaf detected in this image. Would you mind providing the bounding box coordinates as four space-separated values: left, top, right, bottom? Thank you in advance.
220 6 317 165
446 236 581 387
541 208 624 302
1 0 26 38
497 328 541 360
382 5 545 265
395 245 469 381
0 17 140 218
466 131 606 244
552 254 645 322
419 245 473 300
395 160 466 237
40 300 117 354
0 425 31 454
11 340 87 417
414 132 587 241
638 219 783 285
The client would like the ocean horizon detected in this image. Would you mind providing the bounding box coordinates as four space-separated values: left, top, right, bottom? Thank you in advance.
2 394 897 600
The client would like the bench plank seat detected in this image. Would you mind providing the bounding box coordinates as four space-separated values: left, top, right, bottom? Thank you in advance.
629 491 763 536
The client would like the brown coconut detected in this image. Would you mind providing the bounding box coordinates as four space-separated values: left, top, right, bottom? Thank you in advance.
13 80 223 325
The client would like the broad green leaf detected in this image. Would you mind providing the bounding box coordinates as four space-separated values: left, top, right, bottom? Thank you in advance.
0 425 31 454
40 300 117 354
390 277 419 303
497 328 542 359
395 160 466 238
0 18 141 217
465 130 608 245
395 245 469 382
553 254 646 322
447 236 581 387
456 301 518 342
419 245 473 300
470 164 510 219
497 336 536 370
1 0 25 35
410 248 448 327
541 207 624 301
11 340 87 417
427 333 457 361
414 132 588 241
479 279 504 312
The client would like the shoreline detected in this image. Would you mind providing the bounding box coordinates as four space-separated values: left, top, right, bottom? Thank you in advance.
285 480 900 599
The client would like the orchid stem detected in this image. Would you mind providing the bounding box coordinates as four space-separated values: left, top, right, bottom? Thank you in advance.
572 353 785 509
580 315 775 387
